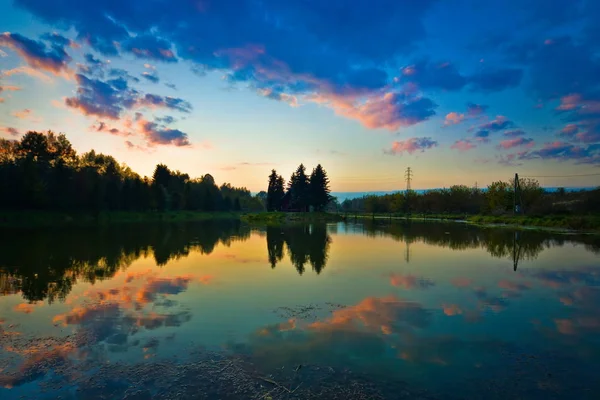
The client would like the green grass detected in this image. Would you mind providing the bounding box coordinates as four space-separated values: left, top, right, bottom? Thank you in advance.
466 214 600 232
340 212 600 233
0 210 345 228
2 210 597 232
240 212 345 224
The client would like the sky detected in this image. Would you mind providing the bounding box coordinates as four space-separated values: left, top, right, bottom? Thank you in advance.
1 0 600 192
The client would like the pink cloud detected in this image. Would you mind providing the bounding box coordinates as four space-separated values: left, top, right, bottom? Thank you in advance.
11 108 42 123
0 84 21 92
12 109 31 119
313 91 436 131
557 93 600 114
450 139 476 151
2 66 53 84
444 111 465 126
560 124 579 137
556 94 581 111
575 129 600 144
497 137 534 150
385 137 438 155
444 103 489 127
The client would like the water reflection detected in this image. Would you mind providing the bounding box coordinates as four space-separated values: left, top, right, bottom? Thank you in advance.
2 220 600 304
0 220 248 303
266 225 331 274
358 219 600 264
1 220 600 399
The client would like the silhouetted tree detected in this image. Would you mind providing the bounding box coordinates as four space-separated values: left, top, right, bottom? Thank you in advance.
309 164 331 211
288 164 310 211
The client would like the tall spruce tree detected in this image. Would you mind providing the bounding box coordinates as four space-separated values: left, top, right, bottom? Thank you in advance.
288 164 309 211
273 174 285 210
267 169 278 211
309 164 331 211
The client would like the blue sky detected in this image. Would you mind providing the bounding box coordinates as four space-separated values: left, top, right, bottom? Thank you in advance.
1 0 599 191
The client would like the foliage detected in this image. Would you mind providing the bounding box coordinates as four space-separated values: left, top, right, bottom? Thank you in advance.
340 182 600 220
308 164 332 211
268 164 332 212
266 169 285 211
287 163 310 211
0 131 265 213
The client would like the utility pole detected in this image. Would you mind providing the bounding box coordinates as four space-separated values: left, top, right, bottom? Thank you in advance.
514 173 524 215
405 167 412 193
405 167 413 216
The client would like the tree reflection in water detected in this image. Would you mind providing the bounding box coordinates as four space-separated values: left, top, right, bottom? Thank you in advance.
2 220 599 303
266 224 331 274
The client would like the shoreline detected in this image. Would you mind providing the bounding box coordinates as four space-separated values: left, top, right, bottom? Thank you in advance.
1 210 598 234
340 213 600 234
0 211 345 228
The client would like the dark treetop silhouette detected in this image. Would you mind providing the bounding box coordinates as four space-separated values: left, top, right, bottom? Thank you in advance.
267 164 332 212
0 131 264 213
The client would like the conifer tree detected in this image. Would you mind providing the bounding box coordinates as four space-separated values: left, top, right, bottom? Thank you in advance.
309 164 331 211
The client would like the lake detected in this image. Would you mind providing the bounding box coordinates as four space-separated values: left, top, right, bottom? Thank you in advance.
1 220 599 399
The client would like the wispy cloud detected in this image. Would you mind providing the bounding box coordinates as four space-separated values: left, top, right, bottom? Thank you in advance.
2 66 52 83
450 139 476 152
496 137 534 150
385 137 438 155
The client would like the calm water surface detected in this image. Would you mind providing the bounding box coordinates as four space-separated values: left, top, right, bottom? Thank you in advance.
1 220 599 399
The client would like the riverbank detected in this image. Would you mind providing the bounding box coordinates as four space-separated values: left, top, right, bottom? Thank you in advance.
343 212 600 233
240 212 344 224
1 210 598 233
0 211 243 228
0 211 345 228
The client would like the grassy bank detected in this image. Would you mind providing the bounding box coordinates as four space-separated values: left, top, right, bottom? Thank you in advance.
0 210 345 228
466 214 600 232
2 210 597 232
240 211 345 224
342 212 600 233
0 210 244 228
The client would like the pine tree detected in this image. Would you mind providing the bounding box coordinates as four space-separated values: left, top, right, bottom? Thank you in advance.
309 164 331 211
274 174 285 210
267 169 279 211
288 164 309 211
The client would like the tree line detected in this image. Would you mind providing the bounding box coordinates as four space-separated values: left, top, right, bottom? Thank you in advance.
0 131 265 213
340 181 600 216
266 163 332 211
